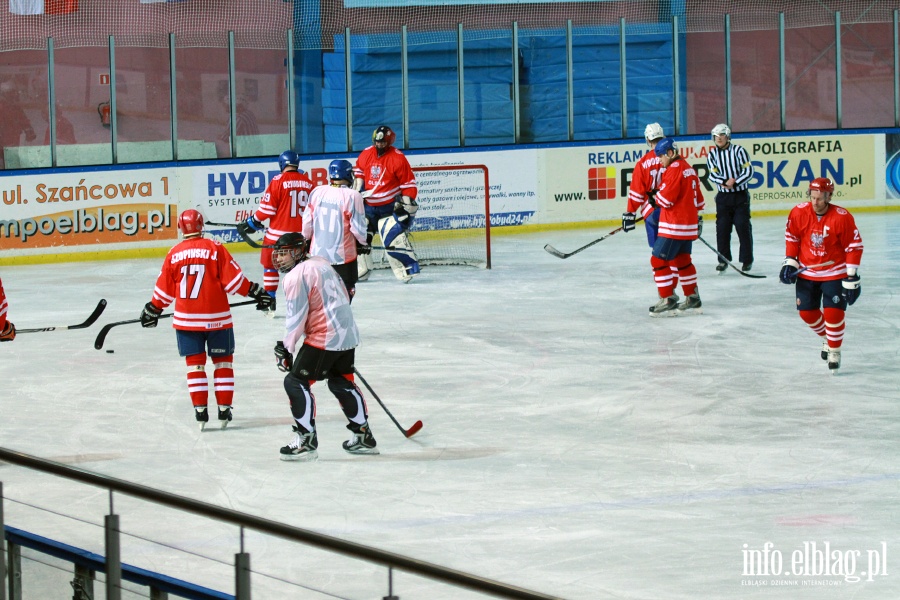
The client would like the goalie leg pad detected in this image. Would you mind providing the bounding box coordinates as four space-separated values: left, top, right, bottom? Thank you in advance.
379 215 420 282
357 252 374 281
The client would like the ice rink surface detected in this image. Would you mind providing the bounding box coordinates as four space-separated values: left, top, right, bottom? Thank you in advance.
1 212 899 599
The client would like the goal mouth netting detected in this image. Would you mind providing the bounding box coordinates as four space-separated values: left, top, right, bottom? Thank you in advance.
369 164 491 270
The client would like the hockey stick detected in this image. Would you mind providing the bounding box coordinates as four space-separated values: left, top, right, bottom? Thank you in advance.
204 220 264 249
696 235 767 279
544 217 644 259
93 299 257 350
792 260 836 277
352 368 423 438
18 299 108 334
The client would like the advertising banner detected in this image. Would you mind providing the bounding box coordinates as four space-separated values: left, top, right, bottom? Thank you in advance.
0 167 178 254
0 131 892 261
538 133 882 224
194 150 539 245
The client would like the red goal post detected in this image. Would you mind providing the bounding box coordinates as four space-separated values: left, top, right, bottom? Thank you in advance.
401 164 491 269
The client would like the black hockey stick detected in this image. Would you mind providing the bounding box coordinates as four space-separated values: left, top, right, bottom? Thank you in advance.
204 220 264 249
17 299 108 334
353 368 423 438
93 299 257 350
697 235 767 279
544 217 644 259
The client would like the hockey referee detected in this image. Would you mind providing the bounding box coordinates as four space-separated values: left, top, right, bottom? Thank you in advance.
707 124 755 272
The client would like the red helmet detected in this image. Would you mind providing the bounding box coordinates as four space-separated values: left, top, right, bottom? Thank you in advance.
177 209 204 237
809 177 834 194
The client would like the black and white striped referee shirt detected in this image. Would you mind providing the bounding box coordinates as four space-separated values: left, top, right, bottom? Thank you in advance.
707 142 753 193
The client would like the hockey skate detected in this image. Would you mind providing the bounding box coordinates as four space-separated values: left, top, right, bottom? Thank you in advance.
827 348 841 374
821 339 829 360
715 262 727 274
343 422 379 455
677 292 702 314
280 425 318 461
195 406 209 431
648 294 679 317
217 405 232 429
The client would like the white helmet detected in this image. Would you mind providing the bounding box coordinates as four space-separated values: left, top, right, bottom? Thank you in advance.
644 123 665 142
711 123 731 139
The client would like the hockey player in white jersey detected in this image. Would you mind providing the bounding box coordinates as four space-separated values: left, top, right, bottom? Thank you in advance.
301 159 368 300
271 232 378 461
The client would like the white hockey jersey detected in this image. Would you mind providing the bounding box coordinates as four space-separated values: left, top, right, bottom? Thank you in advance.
302 184 367 265
282 255 360 352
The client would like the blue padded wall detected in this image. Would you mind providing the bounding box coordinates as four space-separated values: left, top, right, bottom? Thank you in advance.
323 25 674 151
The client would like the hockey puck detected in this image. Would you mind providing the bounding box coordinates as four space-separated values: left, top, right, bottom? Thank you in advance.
106 349 114 354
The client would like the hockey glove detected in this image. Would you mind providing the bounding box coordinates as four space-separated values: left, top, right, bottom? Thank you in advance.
647 189 659 208
356 241 372 255
697 215 703 237
779 257 800 285
236 216 263 238
0 321 15 342
393 196 418 225
841 274 861 305
622 212 636 232
248 282 275 311
274 341 293 372
140 302 163 328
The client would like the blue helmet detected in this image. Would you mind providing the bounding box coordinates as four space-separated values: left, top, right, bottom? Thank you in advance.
278 150 300 171
328 159 354 183
654 137 676 157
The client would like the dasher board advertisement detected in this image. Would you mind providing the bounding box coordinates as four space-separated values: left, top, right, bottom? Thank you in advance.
0 167 178 255
539 133 882 224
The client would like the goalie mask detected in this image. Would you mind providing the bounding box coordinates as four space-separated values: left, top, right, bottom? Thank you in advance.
271 232 309 273
372 125 395 155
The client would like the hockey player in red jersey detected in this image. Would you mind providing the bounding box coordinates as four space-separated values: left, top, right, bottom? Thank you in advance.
646 137 705 316
270 233 378 461
237 150 314 310
622 123 680 288
0 276 14 342
353 125 420 283
780 177 863 372
142 209 274 430
622 122 666 246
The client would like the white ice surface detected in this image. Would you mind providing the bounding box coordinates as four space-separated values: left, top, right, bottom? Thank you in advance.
1 212 899 600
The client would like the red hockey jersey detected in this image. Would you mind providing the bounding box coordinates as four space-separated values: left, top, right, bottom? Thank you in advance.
0 277 9 330
626 149 664 218
151 237 252 331
785 202 863 281
353 146 418 206
655 157 705 240
253 170 314 244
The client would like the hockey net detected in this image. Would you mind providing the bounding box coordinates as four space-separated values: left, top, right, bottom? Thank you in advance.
370 164 491 270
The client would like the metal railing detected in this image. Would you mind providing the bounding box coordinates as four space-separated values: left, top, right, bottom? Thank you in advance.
0 447 562 600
